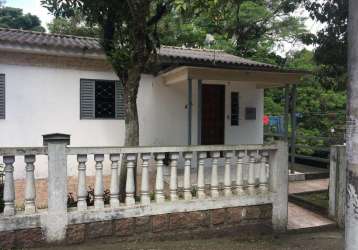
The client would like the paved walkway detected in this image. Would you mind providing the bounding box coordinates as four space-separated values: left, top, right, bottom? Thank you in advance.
288 202 334 230
34 229 343 250
289 178 329 194
290 163 329 175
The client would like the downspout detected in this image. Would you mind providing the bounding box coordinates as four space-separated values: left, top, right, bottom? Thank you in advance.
197 80 202 145
188 78 193 145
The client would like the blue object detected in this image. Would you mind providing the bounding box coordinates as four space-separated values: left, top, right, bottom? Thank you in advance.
269 116 284 134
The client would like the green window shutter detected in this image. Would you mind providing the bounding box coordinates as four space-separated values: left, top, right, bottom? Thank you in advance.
80 79 95 119
0 74 5 120
115 81 125 119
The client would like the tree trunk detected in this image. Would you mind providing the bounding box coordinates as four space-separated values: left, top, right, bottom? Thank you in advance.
119 66 141 202
124 67 141 146
346 1 358 249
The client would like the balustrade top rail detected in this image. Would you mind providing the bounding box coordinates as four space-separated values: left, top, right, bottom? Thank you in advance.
0 144 279 157
66 143 279 155
0 147 47 156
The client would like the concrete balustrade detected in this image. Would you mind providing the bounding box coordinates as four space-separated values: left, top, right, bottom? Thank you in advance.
140 153 151 205
94 154 105 209
169 152 179 201
125 154 136 206
197 151 207 199
0 139 289 244
77 154 87 211
154 153 165 203
24 155 36 214
109 154 121 208
247 151 257 195
236 150 245 195
210 151 220 198
224 151 233 197
259 151 269 193
3 155 15 216
183 152 193 200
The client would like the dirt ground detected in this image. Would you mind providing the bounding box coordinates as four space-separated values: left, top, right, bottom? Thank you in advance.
34 229 343 250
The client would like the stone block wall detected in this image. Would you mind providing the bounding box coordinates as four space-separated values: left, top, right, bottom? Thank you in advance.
0 204 272 249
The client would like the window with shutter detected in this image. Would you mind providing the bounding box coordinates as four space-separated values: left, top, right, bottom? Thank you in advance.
80 79 125 120
231 92 239 126
0 74 5 120
80 79 95 119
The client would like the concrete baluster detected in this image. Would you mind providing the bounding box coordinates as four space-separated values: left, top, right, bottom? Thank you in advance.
247 151 257 194
183 152 193 200
94 154 105 209
259 151 269 193
224 151 233 197
77 154 87 211
210 151 220 198
140 153 151 205
24 155 36 214
110 154 121 208
3 156 15 216
169 152 179 201
155 153 165 203
236 150 246 195
197 152 207 199
125 154 137 206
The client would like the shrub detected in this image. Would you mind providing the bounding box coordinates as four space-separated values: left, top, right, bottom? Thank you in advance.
67 186 111 208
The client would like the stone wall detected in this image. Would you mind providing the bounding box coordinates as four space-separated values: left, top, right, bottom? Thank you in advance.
0 204 272 249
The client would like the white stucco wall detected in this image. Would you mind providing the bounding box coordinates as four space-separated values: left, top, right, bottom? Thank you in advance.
0 63 264 179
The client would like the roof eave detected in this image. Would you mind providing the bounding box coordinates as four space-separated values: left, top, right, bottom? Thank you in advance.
0 44 106 60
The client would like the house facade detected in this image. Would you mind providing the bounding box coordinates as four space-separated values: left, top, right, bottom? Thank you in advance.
0 28 303 183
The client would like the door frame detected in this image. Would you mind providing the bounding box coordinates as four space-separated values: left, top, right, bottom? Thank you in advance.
198 83 226 145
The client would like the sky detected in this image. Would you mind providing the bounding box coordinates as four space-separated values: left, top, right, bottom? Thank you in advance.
4 0 323 55
5 0 54 27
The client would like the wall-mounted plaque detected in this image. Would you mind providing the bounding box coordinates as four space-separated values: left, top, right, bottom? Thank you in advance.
245 107 256 120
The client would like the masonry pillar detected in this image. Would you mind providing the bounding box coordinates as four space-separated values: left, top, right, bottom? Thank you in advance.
269 141 288 232
42 133 70 242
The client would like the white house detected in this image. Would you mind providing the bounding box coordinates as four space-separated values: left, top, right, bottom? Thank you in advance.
0 28 304 202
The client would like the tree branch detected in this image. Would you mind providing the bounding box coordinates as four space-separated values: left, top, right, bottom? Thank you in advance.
147 2 170 26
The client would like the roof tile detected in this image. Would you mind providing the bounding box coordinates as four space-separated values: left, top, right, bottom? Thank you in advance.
0 28 277 69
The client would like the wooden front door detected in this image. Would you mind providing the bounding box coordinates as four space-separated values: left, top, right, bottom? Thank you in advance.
201 84 225 145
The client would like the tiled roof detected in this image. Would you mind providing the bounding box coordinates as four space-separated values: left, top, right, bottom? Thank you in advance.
0 28 278 70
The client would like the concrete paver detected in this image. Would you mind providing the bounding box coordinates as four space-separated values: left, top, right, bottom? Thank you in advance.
289 179 329 194
288 202 334 230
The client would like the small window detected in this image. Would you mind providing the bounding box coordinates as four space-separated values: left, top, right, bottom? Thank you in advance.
0 74 5 120
231 92 239 126
80 79 124 119
95 80 116 118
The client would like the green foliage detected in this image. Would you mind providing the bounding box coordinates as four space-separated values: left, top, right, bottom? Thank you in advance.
265 49 346 155
160 0 307 61
48 11 99 37
300 0 347 89
0 6 45 31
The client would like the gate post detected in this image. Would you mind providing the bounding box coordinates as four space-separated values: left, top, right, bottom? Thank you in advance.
270 141 288 232
329 145 346 228
42 133 70 242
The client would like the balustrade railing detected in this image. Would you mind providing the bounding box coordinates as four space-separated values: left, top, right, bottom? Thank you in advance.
0 135 289 243
64 144 277 211
0 143 283 219
0 147 47 216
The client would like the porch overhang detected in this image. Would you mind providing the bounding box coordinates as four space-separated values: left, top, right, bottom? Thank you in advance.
157 66 308 88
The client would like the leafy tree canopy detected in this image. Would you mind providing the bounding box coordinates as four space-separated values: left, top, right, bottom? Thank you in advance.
47 11 99 37
159 0 308 64
0 6 45 31
299 0 348 90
